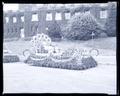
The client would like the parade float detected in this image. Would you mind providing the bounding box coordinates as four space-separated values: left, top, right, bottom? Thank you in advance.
23 33 97 70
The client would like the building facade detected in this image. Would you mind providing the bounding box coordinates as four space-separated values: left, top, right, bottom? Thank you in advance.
3 2 116 39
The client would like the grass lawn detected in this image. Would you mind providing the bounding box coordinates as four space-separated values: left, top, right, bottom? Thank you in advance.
4 37 116 63
4 37 116 55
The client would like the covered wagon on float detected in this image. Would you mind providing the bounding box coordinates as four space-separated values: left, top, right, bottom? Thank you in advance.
23 33 97 70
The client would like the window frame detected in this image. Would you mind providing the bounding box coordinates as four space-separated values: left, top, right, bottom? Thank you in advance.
55 12 62 20
65 12 71 20
5 17 9 23
13 17 17 23
31 13 39 21
46 13 53 21
21 16 24 22
100 10 107 19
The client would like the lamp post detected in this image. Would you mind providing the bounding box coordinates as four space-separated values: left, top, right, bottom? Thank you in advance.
89 31 99 56
91 31 95 48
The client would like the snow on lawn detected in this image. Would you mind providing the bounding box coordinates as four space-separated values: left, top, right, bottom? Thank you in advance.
3 63 116 94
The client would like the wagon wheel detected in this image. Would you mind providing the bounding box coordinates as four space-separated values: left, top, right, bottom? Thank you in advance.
89 48 99 56
23 49 31 58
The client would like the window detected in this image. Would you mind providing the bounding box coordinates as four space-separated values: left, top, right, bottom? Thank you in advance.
65 13 71 20
46 27 48 30
20 28 25 38
100 10 107 19
85 11 90 14
100 4 108 7
55 12 62 20
75 12 81 16
32 13 38 21
21 16 24 22
13 17 17 23
46 13 52 21
5 17 9 23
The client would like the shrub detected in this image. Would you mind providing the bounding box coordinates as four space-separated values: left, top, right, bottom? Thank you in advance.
71 5 91 13
3 55 20 63
63 13 105 40
99 32 108 38
47 21 62 41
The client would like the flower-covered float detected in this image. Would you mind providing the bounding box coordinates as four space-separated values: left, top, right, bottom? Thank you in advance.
3 45 20 63
23 33 97 70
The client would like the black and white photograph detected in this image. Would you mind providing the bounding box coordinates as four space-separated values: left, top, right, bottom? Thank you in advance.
3 2 117 94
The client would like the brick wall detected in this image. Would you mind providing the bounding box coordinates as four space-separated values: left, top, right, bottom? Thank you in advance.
3 3 116 39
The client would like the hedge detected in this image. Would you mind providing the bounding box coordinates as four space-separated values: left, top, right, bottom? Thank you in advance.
3 54 20 63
